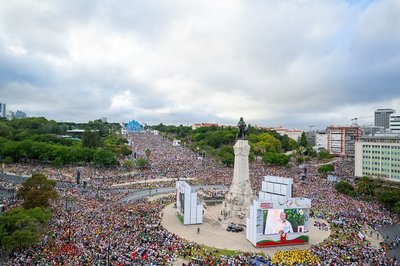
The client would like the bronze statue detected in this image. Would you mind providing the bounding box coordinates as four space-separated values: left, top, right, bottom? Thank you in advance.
237 117 247 140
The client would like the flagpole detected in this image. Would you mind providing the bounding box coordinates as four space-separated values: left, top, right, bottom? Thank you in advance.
107 231 111 265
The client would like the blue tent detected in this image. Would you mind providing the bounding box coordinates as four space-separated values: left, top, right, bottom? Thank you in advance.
125 120 143 132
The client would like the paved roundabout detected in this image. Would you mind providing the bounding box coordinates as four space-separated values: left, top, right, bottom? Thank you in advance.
162 203 332 257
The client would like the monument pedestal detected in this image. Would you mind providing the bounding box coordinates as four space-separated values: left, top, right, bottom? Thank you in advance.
221 140 255 224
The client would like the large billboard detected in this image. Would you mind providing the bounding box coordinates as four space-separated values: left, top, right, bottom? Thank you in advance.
176 181 203 225
246 198 310 247
176 186 185 214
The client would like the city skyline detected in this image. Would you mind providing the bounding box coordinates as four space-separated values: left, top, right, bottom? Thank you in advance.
1 1 400 129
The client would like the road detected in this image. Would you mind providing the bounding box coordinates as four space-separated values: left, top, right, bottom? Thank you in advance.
377 224 400 260
122 185 226 203
1 172 227 204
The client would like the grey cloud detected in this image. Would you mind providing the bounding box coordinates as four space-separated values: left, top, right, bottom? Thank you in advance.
1 1 399 128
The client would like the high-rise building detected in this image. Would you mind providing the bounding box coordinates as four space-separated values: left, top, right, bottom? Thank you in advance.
0 102 6 118
315 131 328 150
305 131 316 146
374 108 395 129
327 126 361 157
360 125 385 136
6 111 15 120
15 110 27 119
355 135 400 182
390 114 400 133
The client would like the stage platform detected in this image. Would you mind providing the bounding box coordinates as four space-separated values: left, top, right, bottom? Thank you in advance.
161 203 331 256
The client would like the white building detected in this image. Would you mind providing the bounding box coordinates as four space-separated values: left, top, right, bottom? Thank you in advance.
355 136 400 182
274 128 303 142
191 123 219 130
375 108 395 129
6 111 14 120
327 126 361 157
150 130 159 136
389 114 400 133
361 126 385 136
0 103 6 118
15 110 27 119
315 132 328 150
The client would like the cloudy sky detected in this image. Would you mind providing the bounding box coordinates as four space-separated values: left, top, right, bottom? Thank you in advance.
1 0 399 129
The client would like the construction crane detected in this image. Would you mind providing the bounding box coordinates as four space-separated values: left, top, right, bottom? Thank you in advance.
351 116 373 126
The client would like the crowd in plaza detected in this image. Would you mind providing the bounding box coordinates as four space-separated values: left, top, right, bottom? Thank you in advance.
2 131 400 265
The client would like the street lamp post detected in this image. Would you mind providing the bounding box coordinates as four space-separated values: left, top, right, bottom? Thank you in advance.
65 197 73 243
65 198 69 242
107 226 112 265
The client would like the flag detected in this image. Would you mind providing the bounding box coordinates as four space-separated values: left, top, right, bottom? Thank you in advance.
141 250 148 260
131 248 138 260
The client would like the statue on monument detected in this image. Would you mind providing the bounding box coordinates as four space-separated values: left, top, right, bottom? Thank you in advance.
237 117 247 140
219 117 255 226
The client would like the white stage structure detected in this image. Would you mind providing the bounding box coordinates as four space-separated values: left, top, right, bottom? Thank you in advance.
176 181 203 225
246 176 311 247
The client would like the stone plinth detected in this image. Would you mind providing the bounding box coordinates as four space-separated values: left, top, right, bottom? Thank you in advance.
222 140 254 221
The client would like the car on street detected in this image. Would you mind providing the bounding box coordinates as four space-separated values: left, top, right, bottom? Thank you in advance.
226 223 244 232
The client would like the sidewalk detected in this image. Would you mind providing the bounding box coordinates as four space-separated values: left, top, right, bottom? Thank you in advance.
362 225 384 248
112 177 194 187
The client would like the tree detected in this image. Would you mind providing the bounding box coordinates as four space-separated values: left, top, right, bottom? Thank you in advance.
287 138 298 151
296 157 304 165
82 130 101 148
317 150 334 160
249 133 282 155
93 149 117 167
263 153 290 166
122 160 134 169
356 176 374 196
394 201 400 214
299 132 308 147
218 146 234 166
303 146 317 157
318 164 334 174
335 181 356 197
377 189 400 210
0 123 13 139
0 207 51 251
16 173 58 209
135 157 149 170
145 148 151 159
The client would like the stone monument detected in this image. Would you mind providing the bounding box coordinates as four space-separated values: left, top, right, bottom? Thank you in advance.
221 118 255 226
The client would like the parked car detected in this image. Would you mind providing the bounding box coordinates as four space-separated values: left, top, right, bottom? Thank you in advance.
226 224 243 232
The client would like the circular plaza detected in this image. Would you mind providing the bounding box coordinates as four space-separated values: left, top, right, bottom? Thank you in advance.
161 203 331 256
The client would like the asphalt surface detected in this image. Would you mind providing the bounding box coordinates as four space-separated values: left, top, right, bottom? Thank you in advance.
1 171 227 204
1 172 75 188
0 172 27 184
122 185 226 203
377 224 400 261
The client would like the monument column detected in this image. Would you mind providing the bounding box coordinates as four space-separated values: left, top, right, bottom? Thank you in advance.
221 117 255 223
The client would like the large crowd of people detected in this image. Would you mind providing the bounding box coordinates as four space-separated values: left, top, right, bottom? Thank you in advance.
1 130 399 265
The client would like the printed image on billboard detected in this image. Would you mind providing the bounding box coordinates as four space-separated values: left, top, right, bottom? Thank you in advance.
175 181 203 225
255 208 309 247
176 190 185 214
179 191 185 214
262 208 307 235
